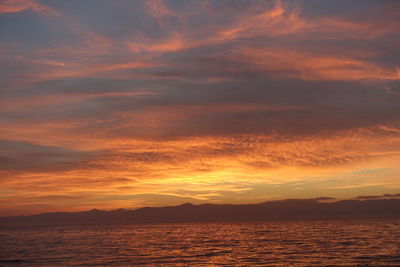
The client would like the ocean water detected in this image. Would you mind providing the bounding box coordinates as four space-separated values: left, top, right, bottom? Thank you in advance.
0 219 399 266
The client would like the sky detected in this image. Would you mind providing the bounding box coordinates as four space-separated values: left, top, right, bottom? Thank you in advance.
0 0 400 216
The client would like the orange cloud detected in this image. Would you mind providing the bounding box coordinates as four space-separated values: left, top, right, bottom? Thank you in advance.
216 0 307 41
0 0 55 14
129 32 185 53
1 125 399 215
234 46 399 81
146 0 180 24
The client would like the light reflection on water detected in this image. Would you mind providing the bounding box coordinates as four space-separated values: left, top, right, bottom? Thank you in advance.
1 218 399 266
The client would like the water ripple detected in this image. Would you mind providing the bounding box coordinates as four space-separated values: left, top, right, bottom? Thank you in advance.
1 218 399 266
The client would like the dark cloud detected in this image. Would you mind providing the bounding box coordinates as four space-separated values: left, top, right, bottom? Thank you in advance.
0 140 92 170
383 193 400 198
357 194 400 200
357 195 382 200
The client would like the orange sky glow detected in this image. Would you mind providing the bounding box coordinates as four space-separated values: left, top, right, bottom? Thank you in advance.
0 0 399 216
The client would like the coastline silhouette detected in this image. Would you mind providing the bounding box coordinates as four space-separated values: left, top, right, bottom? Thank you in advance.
1 196 399 227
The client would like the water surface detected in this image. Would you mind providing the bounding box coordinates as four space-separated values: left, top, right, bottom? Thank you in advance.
1 218 399 266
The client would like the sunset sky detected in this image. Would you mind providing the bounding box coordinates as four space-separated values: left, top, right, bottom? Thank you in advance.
1 0 400 216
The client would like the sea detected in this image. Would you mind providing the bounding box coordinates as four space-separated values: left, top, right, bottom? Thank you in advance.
0 218 399 266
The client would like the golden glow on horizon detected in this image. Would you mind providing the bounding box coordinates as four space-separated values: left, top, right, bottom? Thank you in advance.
1 128 400 215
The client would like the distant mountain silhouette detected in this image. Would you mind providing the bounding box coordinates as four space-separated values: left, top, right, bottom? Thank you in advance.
1 198 399 227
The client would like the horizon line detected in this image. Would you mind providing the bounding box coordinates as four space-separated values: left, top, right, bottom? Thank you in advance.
3 193 400 218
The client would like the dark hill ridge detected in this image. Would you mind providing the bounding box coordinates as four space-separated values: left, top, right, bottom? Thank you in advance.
1 198 400 227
